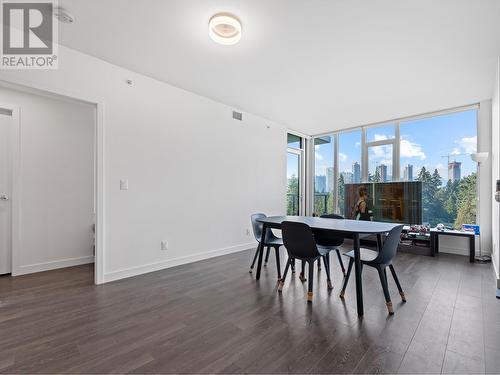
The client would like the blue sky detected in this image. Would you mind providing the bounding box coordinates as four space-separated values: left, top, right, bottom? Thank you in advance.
292 109 478 185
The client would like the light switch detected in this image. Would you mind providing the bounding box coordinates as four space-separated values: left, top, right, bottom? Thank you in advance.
120 179 129 190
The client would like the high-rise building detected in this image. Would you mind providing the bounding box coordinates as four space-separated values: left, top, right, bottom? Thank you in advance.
341 171 353 184
448 161 461 182
376 164 388 182
403 164 413 181
352 162 361 183
315 175 326 193
326 167 334 193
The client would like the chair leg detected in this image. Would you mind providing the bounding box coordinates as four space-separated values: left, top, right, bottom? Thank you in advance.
317 258 321 271
323 254 333 289
307 260 314 302
340 258 354 298
299 260 307 282
291 258 296 273
389 264 406 302
249 247 259 273
335 249 346 276
278 257 292 292
264 247 270 266
274 246 281 280
377 266 394 315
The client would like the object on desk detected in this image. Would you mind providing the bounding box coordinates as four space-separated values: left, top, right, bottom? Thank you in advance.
436 223 445 231
462 224 480 235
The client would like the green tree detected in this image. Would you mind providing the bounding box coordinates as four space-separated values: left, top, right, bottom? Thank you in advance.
287 175 299 215
417 166 433 224
455 173 477 228
337 173 345 215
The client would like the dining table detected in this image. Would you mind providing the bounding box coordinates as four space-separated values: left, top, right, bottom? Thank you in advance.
256 215 400 317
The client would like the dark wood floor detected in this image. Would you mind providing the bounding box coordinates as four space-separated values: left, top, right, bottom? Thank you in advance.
0 247 499 374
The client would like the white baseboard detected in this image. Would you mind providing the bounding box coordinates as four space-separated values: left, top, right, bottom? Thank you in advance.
15 255 95 275
103 242 257 283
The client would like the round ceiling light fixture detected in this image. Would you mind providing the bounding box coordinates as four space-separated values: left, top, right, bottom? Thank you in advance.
208 13 242 45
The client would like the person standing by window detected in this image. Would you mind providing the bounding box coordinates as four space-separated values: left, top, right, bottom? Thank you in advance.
354 186 373 221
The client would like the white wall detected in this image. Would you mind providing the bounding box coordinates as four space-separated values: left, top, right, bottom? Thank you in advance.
492 58 500 287
0 87 95 275
0 45 287 282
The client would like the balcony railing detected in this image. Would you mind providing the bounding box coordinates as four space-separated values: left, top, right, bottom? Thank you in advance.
314 193 329 215
286 193 299 215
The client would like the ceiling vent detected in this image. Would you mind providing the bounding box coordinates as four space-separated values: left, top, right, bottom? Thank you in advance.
232 110 243 121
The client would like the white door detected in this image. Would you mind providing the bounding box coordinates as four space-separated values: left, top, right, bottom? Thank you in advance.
0 111 12 274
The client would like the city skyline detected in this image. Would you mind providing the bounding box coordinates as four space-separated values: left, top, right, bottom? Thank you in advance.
312 109 477 186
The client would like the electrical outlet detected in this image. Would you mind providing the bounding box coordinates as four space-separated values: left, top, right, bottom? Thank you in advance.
161 240 168 251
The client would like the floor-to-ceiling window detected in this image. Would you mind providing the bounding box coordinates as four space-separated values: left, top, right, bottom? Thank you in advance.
399 109 477 227
313 136 334 215
287 133 305 215
312 106 478 227
337 130 362 216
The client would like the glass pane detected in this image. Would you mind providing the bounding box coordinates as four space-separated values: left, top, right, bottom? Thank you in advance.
366 124 395 143
368 144 393 182
287 133 302 149
338 130 362 216
399 109 477 227
287 152 300 215
314 136 334 215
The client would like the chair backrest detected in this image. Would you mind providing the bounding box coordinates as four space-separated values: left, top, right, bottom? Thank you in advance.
250 213 267 243
320 214 344 220
315 214 345 246
374 225 404 264
281 221 320 259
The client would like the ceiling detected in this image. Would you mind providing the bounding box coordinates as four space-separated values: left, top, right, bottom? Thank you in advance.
58 0 500 135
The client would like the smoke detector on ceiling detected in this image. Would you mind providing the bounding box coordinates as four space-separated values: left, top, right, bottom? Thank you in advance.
54 8 75 24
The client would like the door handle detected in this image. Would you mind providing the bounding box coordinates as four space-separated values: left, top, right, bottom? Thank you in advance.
0 194 8 201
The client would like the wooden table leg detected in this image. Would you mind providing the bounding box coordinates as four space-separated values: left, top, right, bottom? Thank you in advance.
255 224 267 280
353 233 364 317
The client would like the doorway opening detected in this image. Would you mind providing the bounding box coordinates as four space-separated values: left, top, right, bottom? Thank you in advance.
0 85 98 282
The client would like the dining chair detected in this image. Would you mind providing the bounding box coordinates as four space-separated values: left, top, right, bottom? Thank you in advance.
249 213 287 279
316 214 347 276
296 214 346 283
340 225 406 315
279 221 333 302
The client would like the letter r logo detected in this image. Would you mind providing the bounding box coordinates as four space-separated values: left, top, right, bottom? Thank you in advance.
2 2 53 54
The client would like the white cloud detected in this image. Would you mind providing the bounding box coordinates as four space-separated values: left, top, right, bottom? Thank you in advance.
355 141 361 148
315 152 323 161
373 134 389 141
400 139 426 160
457 136 477 154
450 147 461 156
369 145 391 159
339 152 347 162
